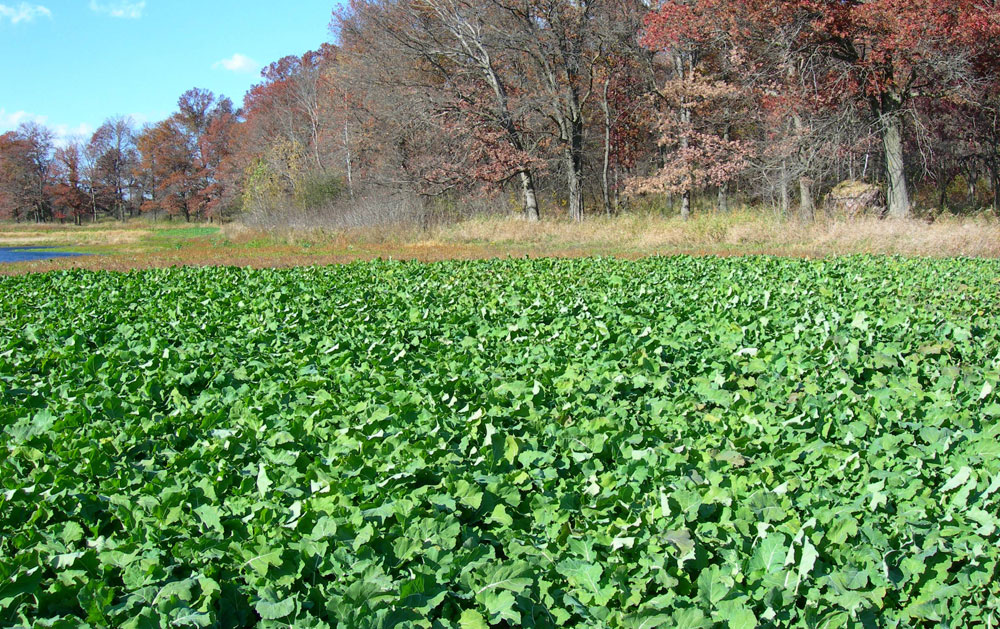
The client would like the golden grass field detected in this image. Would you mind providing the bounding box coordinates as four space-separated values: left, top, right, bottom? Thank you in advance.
1 211 999 275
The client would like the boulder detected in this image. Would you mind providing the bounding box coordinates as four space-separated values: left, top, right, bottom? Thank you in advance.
825 180 885 218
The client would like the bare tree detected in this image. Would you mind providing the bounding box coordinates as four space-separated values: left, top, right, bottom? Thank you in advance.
487 0 598 221
89 116 138 221
337 0 545 219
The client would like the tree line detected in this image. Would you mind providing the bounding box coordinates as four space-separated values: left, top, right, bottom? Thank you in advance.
3 0 999 225
0 90 236 225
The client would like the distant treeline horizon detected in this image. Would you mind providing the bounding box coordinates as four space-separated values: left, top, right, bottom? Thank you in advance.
2 0 1000 226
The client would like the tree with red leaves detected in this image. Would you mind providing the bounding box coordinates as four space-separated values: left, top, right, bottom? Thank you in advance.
48 142 90 224
642 0 989 218
136 89 237 221
237 45 350 217
956 2 1000 213
194 109 240 221
632 4 755 218
0 123 54 222
0 132 32 222
628 63 753 218
243 46 337 174
136 118 199 221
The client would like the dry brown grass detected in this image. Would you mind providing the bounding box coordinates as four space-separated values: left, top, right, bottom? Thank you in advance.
0 229 151 247
222 211 1000 261
221 221 422 248
435 211 1000 258
0 220 216 247
804 216 1000 257
3 211 998 275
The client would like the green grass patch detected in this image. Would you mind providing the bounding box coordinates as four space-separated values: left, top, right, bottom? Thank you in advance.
145 226 222 240
1 256 999 626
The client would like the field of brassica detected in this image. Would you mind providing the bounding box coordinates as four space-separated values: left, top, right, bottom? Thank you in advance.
2 256 999 627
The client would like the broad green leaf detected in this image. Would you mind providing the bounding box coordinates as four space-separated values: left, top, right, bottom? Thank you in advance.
697 565 731 606
749 534 788 576
504 435 519 465
672 607 710 629
476 562 532 595
941 466 973 493
622 612 673 629
257 463 272 497
487 504 513 527
479 589 521 625
459 609 489 629
195 505 224 534
798 539 819 582
255 596 296 620
716 600 757 629
354 523 374 551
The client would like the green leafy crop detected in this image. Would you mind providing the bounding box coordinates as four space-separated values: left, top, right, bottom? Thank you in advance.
1 256 999 627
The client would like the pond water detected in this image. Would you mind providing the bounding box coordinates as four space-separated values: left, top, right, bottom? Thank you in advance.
0 247 91 264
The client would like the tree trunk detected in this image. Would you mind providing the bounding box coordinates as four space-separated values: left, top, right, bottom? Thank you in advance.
791 114 814 222
678 128 691 221
674 54 695 222
520 170 539 221
991 164 999 216
967 176 977 205
311 118 323 173
881 108 911 218
717 125 730 213
566 153 583 221
799 177 814 222
613 168 621 212
564 119 585 221
779 160 790 217
601 81 613 217
344 123 354 200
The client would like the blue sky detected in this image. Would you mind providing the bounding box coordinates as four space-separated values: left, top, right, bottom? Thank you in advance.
0 1 339 143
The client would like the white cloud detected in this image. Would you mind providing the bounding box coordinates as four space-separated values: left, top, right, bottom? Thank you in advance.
0 3 52 24
127 110 169 128
0 109 93 147
0 108 48 131
51 122 94 146
213 53 259 74
89 0 144 19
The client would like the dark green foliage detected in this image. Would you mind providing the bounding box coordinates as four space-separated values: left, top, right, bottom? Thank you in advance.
296 173 345 210
1 256 999 627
